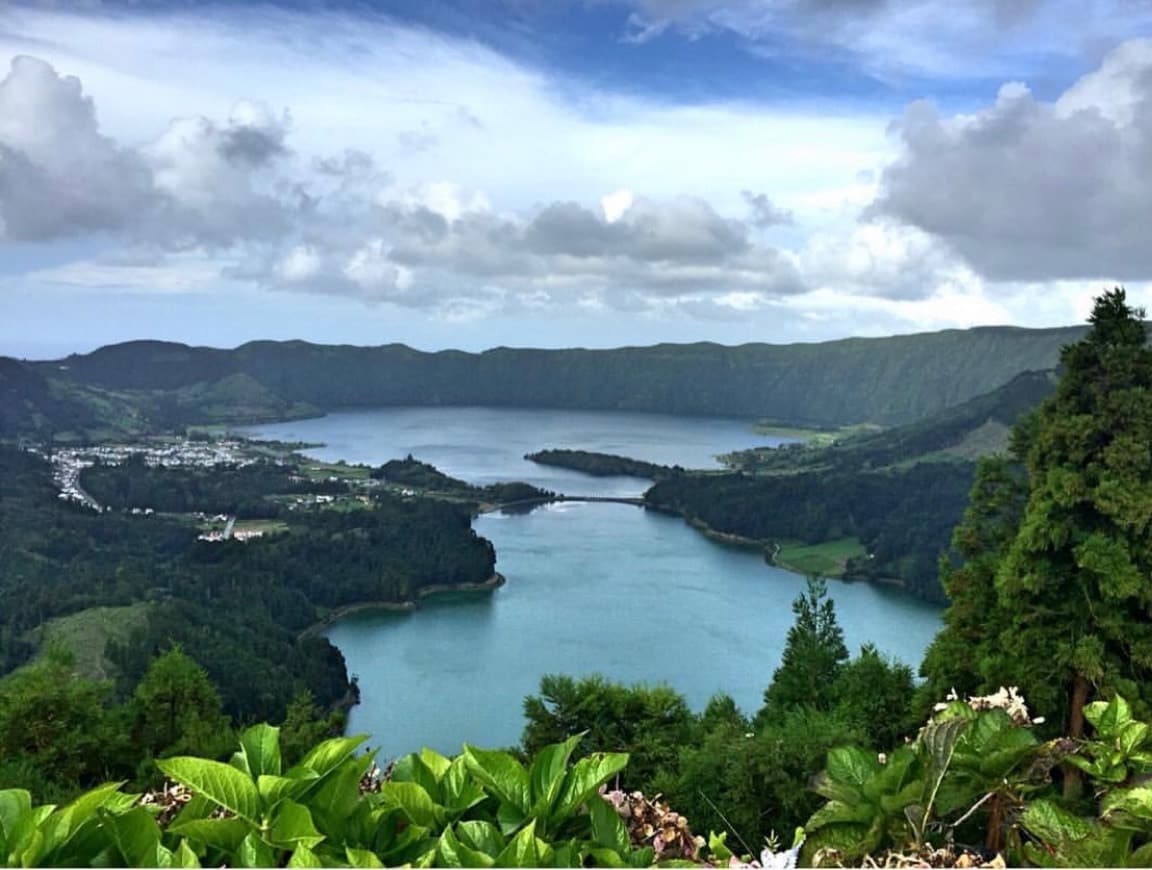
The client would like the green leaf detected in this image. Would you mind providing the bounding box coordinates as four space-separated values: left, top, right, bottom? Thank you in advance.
38 780 125 861
305 756 371 837
529 734 582 808
235 830 276 868
455 820 505 858
157 757 262 824
104 808 162 864
1086 696 1132 738
825 746 880 789
392 754 444 806
442 756 488 815
805 799 877 831
437 824 496 868
379 781 443 829
295 735 368 779
588 794 629 854
172 839 203 868
346 847 386 867
267 800 325 850
553 752 629 822
0 789 32 848
707 831 733 864
1102 786 1152 826
287 844 325 867
257 773 313 807
1119 721 1150 756
420 748 452 780
586 846 630 867
463 745 531 815
167 817 252 855
239 724 283 779
494 820 547 868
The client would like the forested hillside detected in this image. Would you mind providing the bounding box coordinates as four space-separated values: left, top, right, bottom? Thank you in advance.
23 324 1086 434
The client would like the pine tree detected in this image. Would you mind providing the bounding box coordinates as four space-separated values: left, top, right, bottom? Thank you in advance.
757 576 848 724
923 289 1152 748
995 288 1152 738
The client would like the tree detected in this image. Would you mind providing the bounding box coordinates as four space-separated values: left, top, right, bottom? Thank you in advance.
831 643 915 748
994 289 1152 740
0 648 118 793
923 289 1152 750
920 451 1030 706
756 576 848 725
131 646 233 759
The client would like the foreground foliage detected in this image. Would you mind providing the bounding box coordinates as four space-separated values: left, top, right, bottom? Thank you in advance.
0 727 692 868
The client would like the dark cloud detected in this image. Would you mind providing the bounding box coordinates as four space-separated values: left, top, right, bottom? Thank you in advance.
870 40 1152 282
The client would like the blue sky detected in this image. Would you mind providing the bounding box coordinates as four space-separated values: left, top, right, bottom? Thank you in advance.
2 0 1151 357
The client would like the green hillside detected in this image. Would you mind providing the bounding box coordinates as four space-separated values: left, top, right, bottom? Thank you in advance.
30 324 1087 433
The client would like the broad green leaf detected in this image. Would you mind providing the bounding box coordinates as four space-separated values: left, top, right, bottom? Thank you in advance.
1102 786 1152 827
442 756 487 815
805 799 877 831
287 843 325 867
305 756 370 837
257 773 312 807
1119 721 1150 756
1086 696 1132 737
456 820 505 858
585 847 630 868
494 820 548 868
38 781 125 859
529 734 582 808
379 781 443 829
588 794 629 854
104 807 162 864
157 757 261 824
420 748 452 780
437 824 496 868
172 839 202 868
167 817 252 854
267 800 325 850
553 753 630 822
346 847 386 868
463 745 531 815
825 746 879 789
0 789 32 847
392 754 444 805
496 801 527 836
295 735 368 779
235 830 276 868
239 724 283 779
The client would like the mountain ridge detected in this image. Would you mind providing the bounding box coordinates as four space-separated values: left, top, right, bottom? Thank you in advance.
20 322 1089 432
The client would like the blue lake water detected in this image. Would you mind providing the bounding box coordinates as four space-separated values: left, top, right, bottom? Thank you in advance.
242 407 942 758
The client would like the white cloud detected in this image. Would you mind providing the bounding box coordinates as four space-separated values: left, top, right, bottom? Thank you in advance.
871 38 1152 282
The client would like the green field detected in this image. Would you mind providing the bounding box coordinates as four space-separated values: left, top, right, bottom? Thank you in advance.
773 537 866 577
31 603 154 681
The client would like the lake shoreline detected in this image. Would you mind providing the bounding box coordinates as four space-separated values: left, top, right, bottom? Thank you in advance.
299 572 506 638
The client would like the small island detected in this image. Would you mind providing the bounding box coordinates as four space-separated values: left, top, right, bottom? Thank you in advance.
525 448 676 480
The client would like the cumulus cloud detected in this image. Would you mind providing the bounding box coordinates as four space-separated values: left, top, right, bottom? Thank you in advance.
870 38 1152 282
0 52 812 313
0 55 157 240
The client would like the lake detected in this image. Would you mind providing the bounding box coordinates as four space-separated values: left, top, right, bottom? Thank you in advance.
241 407 943 757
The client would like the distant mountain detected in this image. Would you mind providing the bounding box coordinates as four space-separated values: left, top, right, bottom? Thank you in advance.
727 368 1059 474
34 325 1087 431
0 357 98 438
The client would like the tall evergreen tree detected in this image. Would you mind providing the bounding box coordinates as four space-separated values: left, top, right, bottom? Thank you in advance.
995 288 1152 738
757 576 848 724
924 289 1152 748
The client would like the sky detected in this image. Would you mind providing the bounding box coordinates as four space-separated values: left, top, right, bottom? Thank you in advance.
2 0 1152 358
